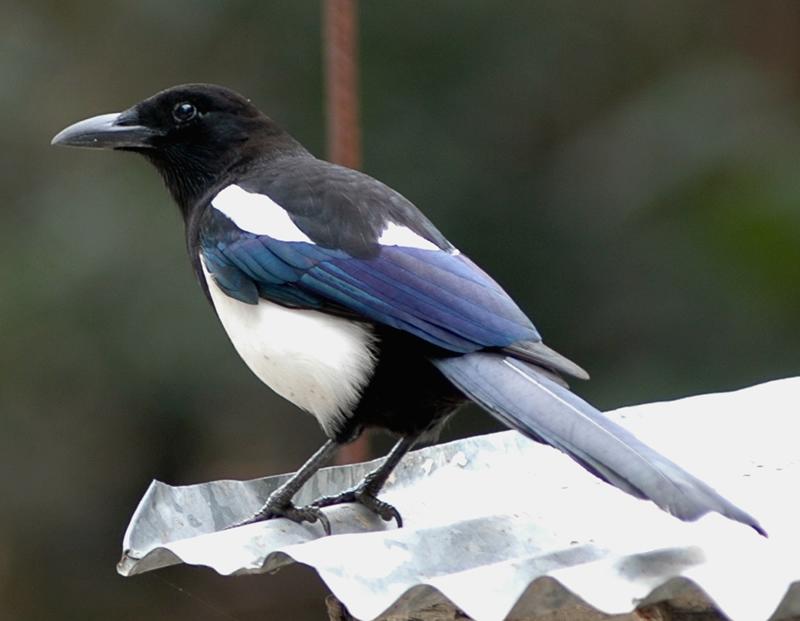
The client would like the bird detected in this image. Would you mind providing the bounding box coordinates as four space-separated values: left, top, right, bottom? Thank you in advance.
52 84 764 537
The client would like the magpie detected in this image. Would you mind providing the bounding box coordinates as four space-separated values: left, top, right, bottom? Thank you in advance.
52 84 764 536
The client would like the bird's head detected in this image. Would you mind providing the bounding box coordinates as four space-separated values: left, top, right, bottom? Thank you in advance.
52 84 303 212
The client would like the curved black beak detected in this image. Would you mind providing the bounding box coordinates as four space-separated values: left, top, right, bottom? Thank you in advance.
51 110 161 149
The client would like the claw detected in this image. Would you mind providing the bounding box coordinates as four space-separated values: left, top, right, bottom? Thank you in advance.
312 486 403 528
227 500 331 535
375 501 403 528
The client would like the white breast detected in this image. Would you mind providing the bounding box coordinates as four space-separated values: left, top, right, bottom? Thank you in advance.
201 259 378 436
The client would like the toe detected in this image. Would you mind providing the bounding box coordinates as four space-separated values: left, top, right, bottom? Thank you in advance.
227 501 332 534
311 490 356 508
353 490 403 528
381 504 403 528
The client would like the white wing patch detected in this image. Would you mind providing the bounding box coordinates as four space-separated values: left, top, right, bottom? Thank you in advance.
213 185 453 254
212 184 313 242
201 258 377 436
378 222 440 251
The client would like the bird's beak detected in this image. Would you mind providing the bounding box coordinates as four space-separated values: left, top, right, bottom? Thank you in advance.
51 109 161 149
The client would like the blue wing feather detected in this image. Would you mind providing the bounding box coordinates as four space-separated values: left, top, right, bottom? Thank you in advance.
318 255 529 346
200 208 540 353
202 246 259 303
301 262 481 351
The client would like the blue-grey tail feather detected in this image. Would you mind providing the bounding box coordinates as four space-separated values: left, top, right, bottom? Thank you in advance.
432 352 765 536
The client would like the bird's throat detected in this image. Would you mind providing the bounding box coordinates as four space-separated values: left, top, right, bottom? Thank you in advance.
144 149 222 218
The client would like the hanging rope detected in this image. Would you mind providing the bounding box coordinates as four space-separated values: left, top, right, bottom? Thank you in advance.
324 0 361 170
324 0 371 465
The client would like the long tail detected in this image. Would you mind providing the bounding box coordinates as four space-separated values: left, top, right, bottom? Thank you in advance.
432 352 765 535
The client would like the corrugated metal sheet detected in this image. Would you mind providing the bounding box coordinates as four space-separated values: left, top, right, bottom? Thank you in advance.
119 378 800 621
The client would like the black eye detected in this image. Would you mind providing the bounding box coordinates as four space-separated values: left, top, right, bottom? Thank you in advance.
172 102 197 123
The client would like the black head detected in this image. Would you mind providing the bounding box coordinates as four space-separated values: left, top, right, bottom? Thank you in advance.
52 84 305 212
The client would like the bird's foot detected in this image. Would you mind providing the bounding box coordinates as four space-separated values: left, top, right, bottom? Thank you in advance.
229 497 331 535
312 484 403 528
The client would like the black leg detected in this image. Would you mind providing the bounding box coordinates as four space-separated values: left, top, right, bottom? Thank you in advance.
230 439 339 534
312 434 418 528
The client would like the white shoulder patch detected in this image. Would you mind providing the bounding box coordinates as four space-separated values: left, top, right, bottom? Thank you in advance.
378 222 440 251
212 184 313 243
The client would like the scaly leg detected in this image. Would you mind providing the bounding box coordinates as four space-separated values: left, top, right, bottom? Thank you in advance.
312 434 418 527
231 439 338 534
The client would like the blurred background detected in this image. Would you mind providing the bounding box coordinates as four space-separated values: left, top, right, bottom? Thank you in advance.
3 1 800 619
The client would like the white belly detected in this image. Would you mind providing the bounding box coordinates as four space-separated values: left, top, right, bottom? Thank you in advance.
201 259 378 435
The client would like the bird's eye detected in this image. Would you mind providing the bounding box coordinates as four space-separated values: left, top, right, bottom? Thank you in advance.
172 102 197 123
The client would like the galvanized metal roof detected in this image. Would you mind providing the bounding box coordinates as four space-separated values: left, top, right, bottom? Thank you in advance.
119 377 800 621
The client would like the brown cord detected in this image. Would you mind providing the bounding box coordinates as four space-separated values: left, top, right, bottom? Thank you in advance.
324 0 361 170
323 0 371 465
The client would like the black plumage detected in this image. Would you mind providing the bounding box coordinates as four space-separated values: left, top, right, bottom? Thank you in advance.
52 84 764 536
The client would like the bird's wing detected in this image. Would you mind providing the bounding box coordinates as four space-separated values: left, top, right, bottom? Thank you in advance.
198 168 585 378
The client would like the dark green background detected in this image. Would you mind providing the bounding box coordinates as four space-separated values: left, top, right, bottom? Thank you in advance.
3 2 799 619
